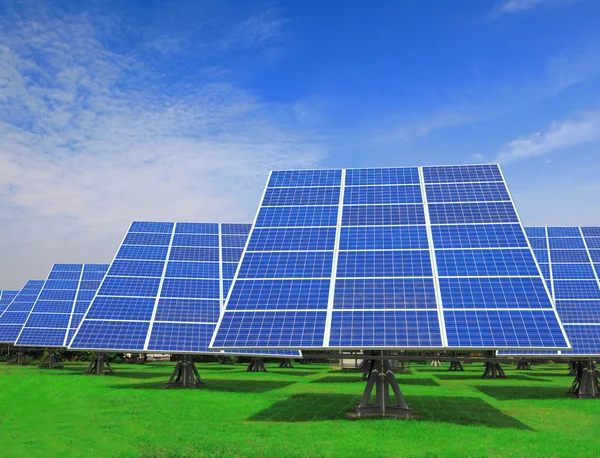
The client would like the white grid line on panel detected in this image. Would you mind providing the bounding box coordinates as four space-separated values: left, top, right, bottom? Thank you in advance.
143 224 176 351
323 169 346 347
210 173 273 350
218 223 225 313
419 166 448 347
580 227 600 291
13 268 54 345
69 222 134 347
546 227 556 300
62 265 85 347
497 169 571 349
261 200 511 208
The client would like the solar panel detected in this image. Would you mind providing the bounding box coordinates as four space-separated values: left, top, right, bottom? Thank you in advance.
14 264 109 348
0 280 45 343
211 165 570 351
0 290 19 315
69 222 300 358
501 226 600 356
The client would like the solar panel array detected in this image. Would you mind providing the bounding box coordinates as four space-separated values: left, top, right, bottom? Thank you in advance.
0 290 19 315
69 222 300 357
14 264 109 348
501 227 600 356
211 165 570 351
0 280 45 343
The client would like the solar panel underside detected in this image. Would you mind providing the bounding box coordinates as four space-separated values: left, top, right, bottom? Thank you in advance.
501 226 600 356
0 280 45 343
0 290 19 315
14 264 109 348
69 222 300 357
211 165 570 350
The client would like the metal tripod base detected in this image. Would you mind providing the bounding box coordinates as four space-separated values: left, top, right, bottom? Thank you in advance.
246 358 267 372
12 350 30 366
278 359 294 368
39 350 63 369
568 361 600 398
299 359 311 365
430 360 442 367
220 355 234 365
84 353 115 375
448 360 464 371
482 361 506 379
569 361 581 376
164 356 205 388
516 359 531 370
354 358 413 418
361 359 374 381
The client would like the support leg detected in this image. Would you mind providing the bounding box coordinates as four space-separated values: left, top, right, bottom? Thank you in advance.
84 353 114 375
39 350 63 369
568 361 600 398
164 355 205 388
361 359 374 381
430 360 442 367
354 358 413 418
220 355 234 365
482 361 506 379
448 360 464 371
516 359 531 370
278 359 294 368
246 358 267 372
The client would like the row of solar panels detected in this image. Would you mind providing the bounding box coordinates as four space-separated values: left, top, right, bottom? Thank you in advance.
0 223 300 358
0 165 599 355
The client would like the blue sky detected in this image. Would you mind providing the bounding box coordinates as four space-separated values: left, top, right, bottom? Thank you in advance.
1 0 599 288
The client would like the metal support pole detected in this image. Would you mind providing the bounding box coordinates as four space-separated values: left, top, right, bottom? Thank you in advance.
164 355 205 388
354 351 413 418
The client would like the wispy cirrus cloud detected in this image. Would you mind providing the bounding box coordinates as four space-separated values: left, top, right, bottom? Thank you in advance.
0 3 327 288
493 0 579 17
496 110 600 163
377 52 600 142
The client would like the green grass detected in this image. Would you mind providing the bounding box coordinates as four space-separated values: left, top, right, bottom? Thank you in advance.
0 360 598 457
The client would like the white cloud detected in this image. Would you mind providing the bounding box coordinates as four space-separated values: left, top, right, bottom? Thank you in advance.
376 52 600 142
496 111 600 163
0 4 327 289
494 0 578 16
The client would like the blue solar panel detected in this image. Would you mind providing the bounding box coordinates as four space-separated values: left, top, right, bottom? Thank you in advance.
500 227 600 356
0 280 45 343
15 264 109 348
212 165 569 351
69 221 301 358
0 290 19 315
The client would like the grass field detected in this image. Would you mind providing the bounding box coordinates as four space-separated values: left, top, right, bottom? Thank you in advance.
1 359 599 457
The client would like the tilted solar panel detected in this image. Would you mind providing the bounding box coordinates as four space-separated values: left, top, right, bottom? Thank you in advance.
211 164 570 351
0 280 45 343
0 290 19 315
501 226 600 356
69 222 300 357
14 264 109 348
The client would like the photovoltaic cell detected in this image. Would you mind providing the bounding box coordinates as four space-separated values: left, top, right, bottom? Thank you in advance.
15 264 109 348
69 221 301 358
500 227 600 356
0 280 45 343
0 290 19 315
211 165 569 351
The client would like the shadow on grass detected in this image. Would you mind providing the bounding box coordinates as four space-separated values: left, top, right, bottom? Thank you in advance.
109 371 168 380
407 396 534 430
433 374 550 382
249 393 532 429
474 386 569 401
108 378 294 393
397 378 439 386
311 376 363 383
267 370 320 377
